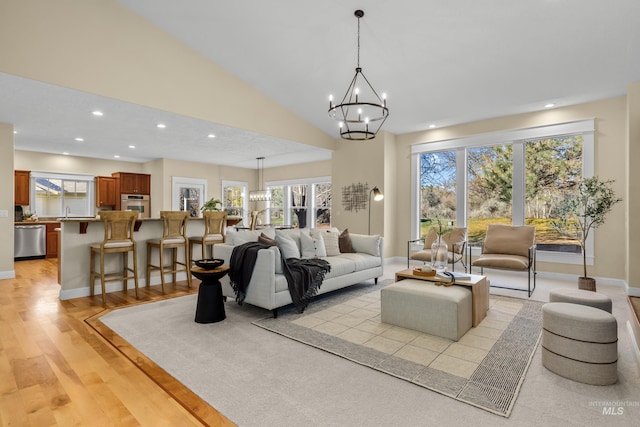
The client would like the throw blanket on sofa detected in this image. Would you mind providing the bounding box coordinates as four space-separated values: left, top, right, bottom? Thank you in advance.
229 241 272 305
228 241 331 313
282 257 331 313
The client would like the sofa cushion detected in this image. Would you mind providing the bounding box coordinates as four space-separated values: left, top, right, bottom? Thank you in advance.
422 227 438 249
338 253 382 270
339 228 356 253
350 233 381 257
318 229 341 256
227 229 260 246
275 234 300 260
300 230 327 258
258 232 277 246
473 253 530 270
483 224 535 258
321 256 356 279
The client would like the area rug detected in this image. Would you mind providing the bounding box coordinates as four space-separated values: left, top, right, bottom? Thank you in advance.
253 282 543 417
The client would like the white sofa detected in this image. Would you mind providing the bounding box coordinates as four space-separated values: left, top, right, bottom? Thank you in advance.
217 228 384 317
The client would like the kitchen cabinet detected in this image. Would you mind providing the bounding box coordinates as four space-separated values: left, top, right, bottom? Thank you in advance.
46 222 60 258
95 176 117 207
112 172 150 195
15 170 30 206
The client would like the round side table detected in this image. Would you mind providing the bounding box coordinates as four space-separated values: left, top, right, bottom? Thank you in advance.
191 265 230 324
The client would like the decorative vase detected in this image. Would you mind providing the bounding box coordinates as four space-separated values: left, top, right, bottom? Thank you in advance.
431 237 448 270
578 276 596 292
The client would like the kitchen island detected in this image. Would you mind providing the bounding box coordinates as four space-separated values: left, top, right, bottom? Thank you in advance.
58 217 210 300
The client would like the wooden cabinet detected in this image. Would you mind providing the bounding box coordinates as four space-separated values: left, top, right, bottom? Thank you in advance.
96 176 117 207
14 170 30 206
112 172 150 195
46 222 60 258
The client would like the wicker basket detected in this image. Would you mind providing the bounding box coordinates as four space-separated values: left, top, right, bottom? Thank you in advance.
412 268 436 277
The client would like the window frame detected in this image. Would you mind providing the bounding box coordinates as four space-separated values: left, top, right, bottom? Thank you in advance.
266 176 331 228
30 171 95 218
411 119 595 265
221 180 248 225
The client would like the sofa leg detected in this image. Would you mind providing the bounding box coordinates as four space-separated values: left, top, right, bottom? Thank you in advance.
272 309 278 318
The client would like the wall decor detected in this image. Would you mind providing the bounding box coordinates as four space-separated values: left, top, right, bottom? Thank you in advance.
341 182 369 212
172 177 207 218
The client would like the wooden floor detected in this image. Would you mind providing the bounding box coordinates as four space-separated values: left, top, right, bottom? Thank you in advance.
0 258 234 426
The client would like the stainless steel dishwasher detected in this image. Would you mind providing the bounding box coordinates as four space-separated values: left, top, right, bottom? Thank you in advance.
14 224 46 259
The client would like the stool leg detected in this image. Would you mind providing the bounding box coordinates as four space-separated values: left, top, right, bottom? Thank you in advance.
122 252 128 292
99 251 106 304
89 249 95 297
172 248 177 284
132 247 139 298
159 245 165 293
185 244 192 288
146 243 152 288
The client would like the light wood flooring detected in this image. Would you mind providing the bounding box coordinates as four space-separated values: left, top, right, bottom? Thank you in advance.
0 258 233 426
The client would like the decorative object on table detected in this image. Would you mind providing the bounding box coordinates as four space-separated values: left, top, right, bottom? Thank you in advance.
200 197 222 212
430 218 451 270
551 176 622 291
368 186 384 234
412 267 436 277
194 258 224 270
328 10 389 140
249 157 271 202
341 182 369 212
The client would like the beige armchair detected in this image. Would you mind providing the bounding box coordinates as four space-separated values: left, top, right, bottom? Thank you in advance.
408 227 467 271
471 224 536 296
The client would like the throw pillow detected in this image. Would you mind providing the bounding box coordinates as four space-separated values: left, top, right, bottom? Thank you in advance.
275 234 301 260
258 232 277 246
422 227 438 249
350 233 381 257
320 229 341 256
300 230 327 258
338 228 356 253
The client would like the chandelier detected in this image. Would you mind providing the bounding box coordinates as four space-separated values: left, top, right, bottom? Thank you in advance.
249 157 271 202
328 10 389 141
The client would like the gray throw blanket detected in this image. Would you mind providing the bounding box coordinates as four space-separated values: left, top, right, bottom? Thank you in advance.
228 241 331 313
282 257 331 313
229 241 272 305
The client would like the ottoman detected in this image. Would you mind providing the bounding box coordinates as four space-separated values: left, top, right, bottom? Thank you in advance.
549 288 612 313
381 279 472 341
542 302 618 385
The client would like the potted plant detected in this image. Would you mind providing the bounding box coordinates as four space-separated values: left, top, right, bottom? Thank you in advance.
551 176 622 291
201 198 222 212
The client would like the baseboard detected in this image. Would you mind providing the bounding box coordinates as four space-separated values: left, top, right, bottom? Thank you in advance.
0 269 16 280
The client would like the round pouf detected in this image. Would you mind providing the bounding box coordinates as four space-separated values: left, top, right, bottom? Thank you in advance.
549 288 612 313
542 302 617 385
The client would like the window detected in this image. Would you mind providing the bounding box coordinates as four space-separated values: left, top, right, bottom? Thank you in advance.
266 177 331 229
30 172 95 218
222 180 248 224
411 120 594 263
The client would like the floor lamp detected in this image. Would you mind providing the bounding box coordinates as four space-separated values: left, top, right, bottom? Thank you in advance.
368 186 384 235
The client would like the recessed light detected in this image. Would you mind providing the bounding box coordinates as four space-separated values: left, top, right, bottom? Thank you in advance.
13 130 17 134
428 124 436 129
75 137 84 142
544 103 555 108
208 134 216 138
62 152 69 156
92 110 104 116
128 145 135 149
157 123 166 129
114 155 120 158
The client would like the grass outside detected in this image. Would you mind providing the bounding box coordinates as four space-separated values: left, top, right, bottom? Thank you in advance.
419 217 579 245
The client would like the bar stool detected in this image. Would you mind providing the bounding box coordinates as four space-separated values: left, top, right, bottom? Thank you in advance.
89 210 139 304
189 211 227 262
147 211 191 292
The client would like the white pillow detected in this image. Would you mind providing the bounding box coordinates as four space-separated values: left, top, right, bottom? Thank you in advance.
275 234 301 260
318 229 340 256
350 233 381 257
300 230 327 258
227 229 261 246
